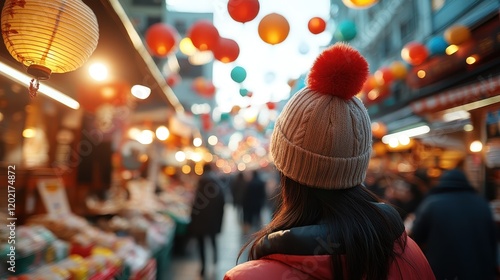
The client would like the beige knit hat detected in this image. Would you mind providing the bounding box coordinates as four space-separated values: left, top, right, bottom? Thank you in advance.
270 43 371 189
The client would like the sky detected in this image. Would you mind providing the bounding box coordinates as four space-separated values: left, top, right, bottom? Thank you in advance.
166 0 333 113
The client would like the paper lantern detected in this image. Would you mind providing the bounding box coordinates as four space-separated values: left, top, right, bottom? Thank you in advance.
227 0 260 24
426 36 448 56
342 0 379 9
401 42 429 66
361 75 379 94
389 61 408 80
166 73 182 87
145 23 179 58
212 37 240 63
258 13 290 45
335 20 357 41
187 20 220 51
231 66 247 83
444 25 471 45
308 17 326 34
374 67 394 86
1 0 99 97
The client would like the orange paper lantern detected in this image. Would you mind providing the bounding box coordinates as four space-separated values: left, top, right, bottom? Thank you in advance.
389 61 408 80
212 37 240 63
145 23 179 58
444 25 471 45
258 13 290 45
227 0 260 24
401 42 429 66
187 20 220 51
308 17 326 34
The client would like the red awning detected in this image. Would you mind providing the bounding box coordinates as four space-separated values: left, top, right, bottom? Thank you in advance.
410 75 500 115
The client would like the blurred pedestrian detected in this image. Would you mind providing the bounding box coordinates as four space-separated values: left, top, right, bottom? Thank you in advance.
410 164 498 280
229 171 247 222
224 43 434 280
242 169 267 234
188 163 226 277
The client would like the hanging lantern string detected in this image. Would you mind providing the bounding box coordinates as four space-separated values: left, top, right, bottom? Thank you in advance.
29 78 39 98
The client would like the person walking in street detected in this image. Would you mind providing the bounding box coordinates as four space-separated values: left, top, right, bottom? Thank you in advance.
189 163 226 277
241 169 267 235
410 164 498 280
224 43 435 280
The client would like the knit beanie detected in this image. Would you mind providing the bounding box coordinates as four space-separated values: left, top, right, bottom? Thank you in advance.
270 43 372 189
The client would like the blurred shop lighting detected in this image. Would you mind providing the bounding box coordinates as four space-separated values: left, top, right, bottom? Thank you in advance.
382 125 430 144
131 85 152 99
470 140 483 153
0 62 80 110
443 110 470 122
88 62 109 81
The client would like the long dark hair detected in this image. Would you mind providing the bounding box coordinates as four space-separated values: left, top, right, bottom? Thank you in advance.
238 172 405 279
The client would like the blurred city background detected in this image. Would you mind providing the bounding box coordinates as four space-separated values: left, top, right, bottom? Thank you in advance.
0 0 499 279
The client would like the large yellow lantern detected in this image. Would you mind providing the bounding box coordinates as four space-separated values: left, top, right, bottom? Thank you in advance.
1 0 99 97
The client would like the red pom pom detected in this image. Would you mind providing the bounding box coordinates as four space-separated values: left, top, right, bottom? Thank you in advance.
307 43 369 100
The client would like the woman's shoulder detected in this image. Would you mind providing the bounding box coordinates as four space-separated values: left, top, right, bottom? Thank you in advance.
223 259 288 280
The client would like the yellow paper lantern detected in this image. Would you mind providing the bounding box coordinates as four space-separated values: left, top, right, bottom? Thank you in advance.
342 0 379 9
1 0 99 96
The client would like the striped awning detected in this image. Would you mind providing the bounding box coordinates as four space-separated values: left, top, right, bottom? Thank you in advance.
410 75 500 115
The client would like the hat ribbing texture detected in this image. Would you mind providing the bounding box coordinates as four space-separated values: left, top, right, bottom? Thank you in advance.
270 88 372 189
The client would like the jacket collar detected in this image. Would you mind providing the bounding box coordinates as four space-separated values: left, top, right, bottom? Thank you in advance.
253 202 404 259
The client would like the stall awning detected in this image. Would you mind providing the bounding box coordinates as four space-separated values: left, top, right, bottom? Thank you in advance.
410 75 500 115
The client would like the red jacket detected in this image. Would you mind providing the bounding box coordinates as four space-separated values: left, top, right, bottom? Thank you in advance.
224 233 435 280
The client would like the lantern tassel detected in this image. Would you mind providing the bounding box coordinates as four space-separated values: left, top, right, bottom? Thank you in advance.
29 78 39 98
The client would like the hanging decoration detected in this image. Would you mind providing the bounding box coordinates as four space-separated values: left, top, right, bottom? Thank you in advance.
401 42 429 66
342 0 379 9
231 66 247 83
145 23 179 58
166 73 182 87
361 75 379 95
444 25 471 45
426 36 448 56
308 17 326 35
389 61 408 80
192 76 216 98
212 37 240 63
334 20 357 41
187 20 220 51
258 13 290 45
1 0 99 98
374 67 394 86
227 0 260 24
239 88 249 96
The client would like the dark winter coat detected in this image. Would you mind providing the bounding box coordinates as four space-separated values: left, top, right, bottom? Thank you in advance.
411 168 498 280
188 171 225 236
225 203 435 279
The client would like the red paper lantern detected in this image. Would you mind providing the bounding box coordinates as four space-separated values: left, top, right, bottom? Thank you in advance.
266 102 276 110
145 23 179 58
227 0 260 24
308 17 326 34
258 13 290 45
166 73 182 87
374 67 394 86
187 20 220 51
401 42 429 66
213 37 240 63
